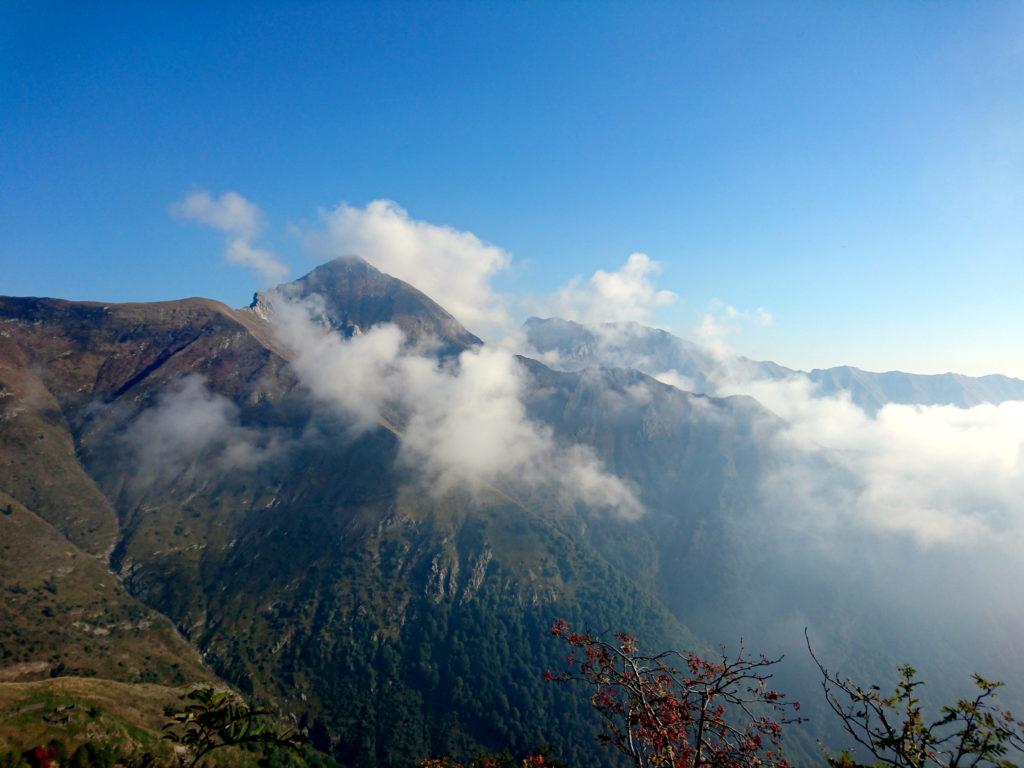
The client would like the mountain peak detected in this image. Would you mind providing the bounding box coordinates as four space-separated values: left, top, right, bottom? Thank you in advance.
298 254 378 279
250 256 482 355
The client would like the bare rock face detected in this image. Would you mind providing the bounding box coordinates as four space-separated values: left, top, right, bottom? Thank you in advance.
425 549 460 603
462 546 492 603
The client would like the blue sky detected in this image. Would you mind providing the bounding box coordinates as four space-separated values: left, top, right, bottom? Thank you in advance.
2 1 1023 375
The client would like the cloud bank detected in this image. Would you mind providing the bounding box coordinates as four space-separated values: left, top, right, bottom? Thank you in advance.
709 361 1024 549
171 190 288 283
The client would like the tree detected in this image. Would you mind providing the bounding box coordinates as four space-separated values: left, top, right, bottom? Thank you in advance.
546 620 802 768
163 686 303 768
807 631 1024 768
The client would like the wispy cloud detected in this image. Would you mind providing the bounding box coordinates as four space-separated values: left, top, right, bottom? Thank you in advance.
270 293 643 519
120 374 281 490
695 301 774 357
171 190 288 284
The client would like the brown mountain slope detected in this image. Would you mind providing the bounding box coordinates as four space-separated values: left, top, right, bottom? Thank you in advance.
0 296 291 411
0 676 182 755
0 335 118 555
0 488 209 685
0 298 247 687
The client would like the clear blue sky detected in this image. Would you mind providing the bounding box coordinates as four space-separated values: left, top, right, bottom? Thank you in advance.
2 1 1022 376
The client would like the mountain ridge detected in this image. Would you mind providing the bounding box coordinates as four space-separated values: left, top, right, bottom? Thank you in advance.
521 315 1024 412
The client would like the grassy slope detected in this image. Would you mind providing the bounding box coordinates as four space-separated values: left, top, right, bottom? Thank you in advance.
0 301 220 687
0 676 179 755
0 336 118 555
0 490 209 685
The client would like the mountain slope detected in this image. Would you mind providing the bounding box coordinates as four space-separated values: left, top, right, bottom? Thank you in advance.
0 302 220 687
0 492 207 685
0 269 720 766
0 677 183 756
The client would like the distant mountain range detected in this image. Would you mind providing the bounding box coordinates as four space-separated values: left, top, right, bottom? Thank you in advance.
1 257 1020 765
522 316 1024 413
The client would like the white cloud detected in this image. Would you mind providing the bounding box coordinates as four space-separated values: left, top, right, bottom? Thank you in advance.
694 311 731 357
171 190 288 283
693 301 775 357
272 295 407 434
270 293 643 519
173 190 264 239
652 369 697 392
546 253 677 325
400 345 550 491
313 199 511 334
225 239 288 283
120 374 280 489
